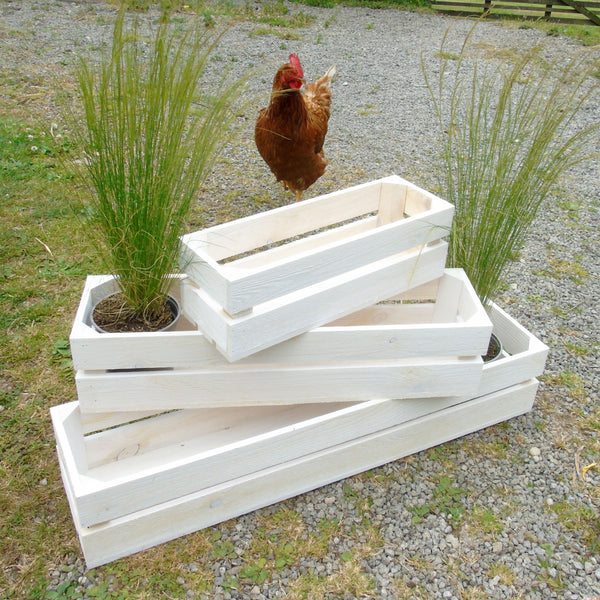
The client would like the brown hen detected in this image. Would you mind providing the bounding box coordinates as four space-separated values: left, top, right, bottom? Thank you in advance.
255 54 336 202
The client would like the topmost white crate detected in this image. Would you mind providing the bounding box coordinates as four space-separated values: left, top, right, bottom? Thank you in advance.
180 176 454 317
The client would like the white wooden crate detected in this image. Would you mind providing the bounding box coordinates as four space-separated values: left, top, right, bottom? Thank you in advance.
52 303 547 567
180 176 453 361
72 269 491 413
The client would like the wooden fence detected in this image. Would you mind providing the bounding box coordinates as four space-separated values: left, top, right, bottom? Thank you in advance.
432 0 600 25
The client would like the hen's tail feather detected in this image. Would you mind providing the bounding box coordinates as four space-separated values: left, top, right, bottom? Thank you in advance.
321 64 336 82
304 64 336 109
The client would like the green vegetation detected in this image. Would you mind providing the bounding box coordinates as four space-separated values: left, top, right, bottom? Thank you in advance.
550 500 600 554
541 371 587 401
487 562 517 586
69 9 245 327
409 475 468 527
541 21 600 46
424 26 600 305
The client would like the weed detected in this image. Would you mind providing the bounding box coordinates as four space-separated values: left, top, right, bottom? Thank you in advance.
220 574 240 592
392 576 428 599
239 558 269 585
424 26 600 305
541 371 587 401
249 26 302 40
286 558 375 599
44 580 83 599
211 539 237 560
487 562 516 585
550 500 600 554
409 475 467 527
51 339 73 376
545 256 589 285
564 342 590 357
470 505 504 536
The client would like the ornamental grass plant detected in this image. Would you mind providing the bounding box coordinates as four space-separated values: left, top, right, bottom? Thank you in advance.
71 8 245 330
424 27 600 307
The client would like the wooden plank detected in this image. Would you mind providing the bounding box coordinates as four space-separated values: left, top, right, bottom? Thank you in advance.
183 241 449 361
432 0 600 23
81 409 167 435
558 0 600 24
431 270 463 323
377 182 407 225
180 179 386 262
222 203 451 314
61 380 539 568
227 216 378 271
75 356 484 412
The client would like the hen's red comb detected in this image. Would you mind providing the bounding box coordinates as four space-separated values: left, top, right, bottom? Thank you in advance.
289 53 304 78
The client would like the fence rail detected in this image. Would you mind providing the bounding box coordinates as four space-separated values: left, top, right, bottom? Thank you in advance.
432 0 600 25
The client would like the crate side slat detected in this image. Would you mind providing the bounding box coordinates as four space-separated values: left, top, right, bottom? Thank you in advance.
76 356 483 412
84 404 346 469
81 410 168 435
223 216 377 271
181 179 387 262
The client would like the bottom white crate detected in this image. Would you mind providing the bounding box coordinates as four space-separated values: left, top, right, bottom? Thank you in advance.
54 380 538 568
51 302 548 568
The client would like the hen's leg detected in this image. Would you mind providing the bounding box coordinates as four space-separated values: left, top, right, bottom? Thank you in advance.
295 190 303 202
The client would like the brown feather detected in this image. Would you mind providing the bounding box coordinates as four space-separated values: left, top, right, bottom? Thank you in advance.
255 57 335 201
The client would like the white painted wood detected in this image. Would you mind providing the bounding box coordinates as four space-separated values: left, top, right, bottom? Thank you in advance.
182 241 449 361
377 181 408 226
59 304 547 525
70 275 201 371
53 300 547 560
75 356 484 413
180 176 453 315
70 269 491 373
480 302 548 396
56 380 538 568
181 179 386 262
57 390 475 526
80 409 167 435
229 216 378 271
431 270 463 323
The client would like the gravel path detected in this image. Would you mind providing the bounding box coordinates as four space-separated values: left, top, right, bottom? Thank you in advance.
2 1 599 598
